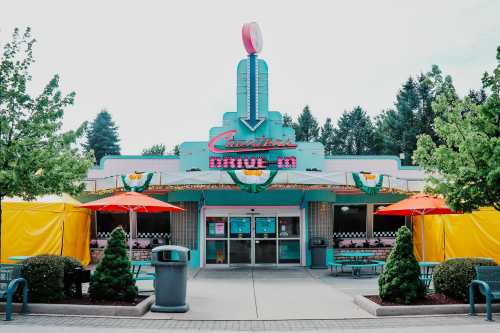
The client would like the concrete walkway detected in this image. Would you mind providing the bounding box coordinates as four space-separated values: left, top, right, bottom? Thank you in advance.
142 267 375 320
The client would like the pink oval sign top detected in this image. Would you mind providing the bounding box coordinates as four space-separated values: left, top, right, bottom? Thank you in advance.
242 22 263 54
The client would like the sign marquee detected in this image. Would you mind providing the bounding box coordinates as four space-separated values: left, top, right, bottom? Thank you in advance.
208 130 297 169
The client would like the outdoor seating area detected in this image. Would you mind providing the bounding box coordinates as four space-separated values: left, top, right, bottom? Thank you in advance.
328 251 384 278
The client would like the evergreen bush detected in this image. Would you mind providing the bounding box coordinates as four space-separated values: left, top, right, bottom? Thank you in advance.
433 258 497 301
88 226 138 301
378 226 425 304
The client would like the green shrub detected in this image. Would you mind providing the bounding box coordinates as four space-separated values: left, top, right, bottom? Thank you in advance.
378 226 426 304
21 255 65 302
89 226 138 302
21 255 83 302
433 258 497 301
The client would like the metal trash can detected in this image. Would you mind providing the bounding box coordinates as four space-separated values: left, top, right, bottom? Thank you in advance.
310 237 328 269
150 245 190 313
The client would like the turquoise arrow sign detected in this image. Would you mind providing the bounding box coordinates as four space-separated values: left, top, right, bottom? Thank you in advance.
240 54 265 131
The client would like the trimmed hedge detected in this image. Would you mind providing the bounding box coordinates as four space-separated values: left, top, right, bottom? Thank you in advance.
433 258 497 301
21 255 83 302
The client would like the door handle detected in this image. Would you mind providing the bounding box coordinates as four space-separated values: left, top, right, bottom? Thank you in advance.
255 240 260 244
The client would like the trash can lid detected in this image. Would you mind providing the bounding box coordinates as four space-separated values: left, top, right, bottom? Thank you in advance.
152 245 190 253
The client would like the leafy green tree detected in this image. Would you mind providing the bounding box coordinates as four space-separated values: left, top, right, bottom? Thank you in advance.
89 227 138 301
414 47 500 212
0 28 93 260
85 110 121 164
331 106 375 155
142 143 166 156
293 105 319 142
467 89 487 105
282 113 293 128
319 118 335 155
379 226 426 304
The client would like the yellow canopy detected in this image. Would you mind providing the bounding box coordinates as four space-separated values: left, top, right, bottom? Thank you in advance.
1 194 91 265
413 207 500 263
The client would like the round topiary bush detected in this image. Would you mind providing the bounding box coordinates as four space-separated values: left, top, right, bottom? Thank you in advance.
89 226 138 302
21 255 65 302
433 258 497 301
21 255 83 302
378 226 426 304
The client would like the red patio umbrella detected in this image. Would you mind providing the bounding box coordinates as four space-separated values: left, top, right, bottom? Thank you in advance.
375 193 458 261
80 192 184 259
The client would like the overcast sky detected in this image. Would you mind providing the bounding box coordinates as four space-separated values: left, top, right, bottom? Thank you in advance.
1 0 499 154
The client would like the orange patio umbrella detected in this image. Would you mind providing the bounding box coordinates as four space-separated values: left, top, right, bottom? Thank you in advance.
375 193 458 261
80 191 184 259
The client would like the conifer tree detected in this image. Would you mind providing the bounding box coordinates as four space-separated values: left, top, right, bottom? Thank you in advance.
89 227 138 302
379 226 425 304
293 105 319 142
282 113 293 128
319 118 335 155
85 110 121 164
331 106 374 154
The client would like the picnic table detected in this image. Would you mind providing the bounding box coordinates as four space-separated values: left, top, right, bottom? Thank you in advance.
131 260 155 281
328 251 384 278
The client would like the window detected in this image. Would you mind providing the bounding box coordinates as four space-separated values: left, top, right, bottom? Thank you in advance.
206 217 228 264
96 212 129 238
374 204 405 237
278 216 300 238
95 212 170 239
206 217 228 238
137 213 170 238
333 205 367 238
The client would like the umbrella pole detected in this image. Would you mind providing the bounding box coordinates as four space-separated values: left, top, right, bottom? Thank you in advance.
421 212 425 261
129 210 137 261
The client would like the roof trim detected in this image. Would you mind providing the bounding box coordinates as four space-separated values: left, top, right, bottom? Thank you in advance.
325 155 421 171
92 154 180 170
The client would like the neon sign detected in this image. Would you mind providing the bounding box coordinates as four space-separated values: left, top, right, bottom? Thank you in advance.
208 130 297 154
209 156 296 170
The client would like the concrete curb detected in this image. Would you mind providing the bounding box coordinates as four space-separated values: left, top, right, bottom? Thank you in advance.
0 295 154 317
354 295 500 317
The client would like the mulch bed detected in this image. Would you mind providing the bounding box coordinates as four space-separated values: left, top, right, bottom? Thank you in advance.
35 294 148 306
366 294 465 306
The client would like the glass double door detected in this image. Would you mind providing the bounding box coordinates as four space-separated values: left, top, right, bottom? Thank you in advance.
229 216 278 265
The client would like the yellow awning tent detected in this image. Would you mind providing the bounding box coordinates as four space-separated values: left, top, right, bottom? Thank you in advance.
1 194 91 265
413 207 500 263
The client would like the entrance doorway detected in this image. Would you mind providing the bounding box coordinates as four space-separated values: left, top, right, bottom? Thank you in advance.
204 210 301 266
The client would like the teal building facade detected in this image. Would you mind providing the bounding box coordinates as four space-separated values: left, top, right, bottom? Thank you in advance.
85 27 424 268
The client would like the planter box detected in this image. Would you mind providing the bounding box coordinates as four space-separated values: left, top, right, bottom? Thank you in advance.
0 295 154 317
354 295 500 317
91 249 151 264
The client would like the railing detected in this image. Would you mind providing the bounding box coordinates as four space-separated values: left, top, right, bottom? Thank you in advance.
84 171 425 193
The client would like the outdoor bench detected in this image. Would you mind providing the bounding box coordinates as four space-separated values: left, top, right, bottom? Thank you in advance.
469 266 500 321
0 264 29 321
